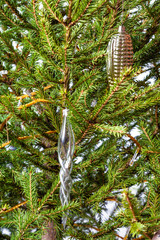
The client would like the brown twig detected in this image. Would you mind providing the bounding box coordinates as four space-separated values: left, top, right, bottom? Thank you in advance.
33 0 40 28
42 0 64 25
0 141 11 149
75 123 92 145
124 191 137 221
146 150 160 154
153 105 159 135
68 0 72 20
18 99 51 109
0 8 18 26
5 0 24 23
142 232 151 239
0 182 60 215
66 97 89 124
55 0 61 8
0 200 27 215
134 82 160 100
17 84 54 100
126 133 141 150
0 114 12 131
133 237 144 240
141 126 154 146
140 190 151 213
18 130 56 141
124 192 152 240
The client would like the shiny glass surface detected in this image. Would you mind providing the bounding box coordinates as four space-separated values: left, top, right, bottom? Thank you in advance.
58 109 75 228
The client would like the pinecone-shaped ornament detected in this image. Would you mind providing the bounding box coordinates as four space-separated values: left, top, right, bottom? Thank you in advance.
106 25 133 84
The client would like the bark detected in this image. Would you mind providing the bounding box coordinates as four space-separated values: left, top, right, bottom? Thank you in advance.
42 221 57 240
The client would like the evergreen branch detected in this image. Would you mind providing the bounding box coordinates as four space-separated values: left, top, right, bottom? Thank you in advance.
0 35 36 76
42 0 64 25
86 0 111 19
0 87 54 133
69 0 93 27
0 114 12 131
106 121 141 149
55 0 61 8
37 69 64 84
63 25 71 103
142 232 151 240
0 200 27 215
93 76 127 120
68 0 72 20
141 126 154 146
140 190 151 214
22 34 64 72
32 0 40 28
91 223 122 238
73 223 124 239
17 130 56 141
124 191 137 222
17 84 57 101
153 105 159 135
115 234 123 239
42 23 56 56
19 215 40 239
146 151 160 154
4 0 25 23
18 99 52 109
73 223 101 231
0 141 11 149
0 8 19 27
76 123 92 145
17 92 37 100
94 124 127 136
134 82 160 100
141 2 159 25
98 19 106 52
37 181 60 211
66 97 90 124
133 237 143 240
124 192 152 239
71 70 98 90
126 133 141 150
0 34 16 57
29 171 34 211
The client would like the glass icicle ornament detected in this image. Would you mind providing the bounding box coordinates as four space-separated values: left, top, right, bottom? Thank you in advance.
58 109 75 228
106 25 133 84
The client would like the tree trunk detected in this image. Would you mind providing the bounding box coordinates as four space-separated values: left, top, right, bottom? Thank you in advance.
42 221 57 240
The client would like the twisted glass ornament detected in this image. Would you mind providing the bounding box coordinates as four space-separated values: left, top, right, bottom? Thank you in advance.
106 25 133 84
58 109 75 228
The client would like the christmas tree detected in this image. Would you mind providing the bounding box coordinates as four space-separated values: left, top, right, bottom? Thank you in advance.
0 0 160 239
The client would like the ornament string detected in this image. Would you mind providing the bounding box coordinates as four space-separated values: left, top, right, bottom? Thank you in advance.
121 0 124 24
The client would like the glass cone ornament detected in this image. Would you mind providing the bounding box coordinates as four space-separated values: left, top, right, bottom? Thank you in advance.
58 109 75 228
106 25 133 84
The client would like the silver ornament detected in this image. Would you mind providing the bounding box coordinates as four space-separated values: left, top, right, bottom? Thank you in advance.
106 25 133 84
58 109 75 228
152 230 160 240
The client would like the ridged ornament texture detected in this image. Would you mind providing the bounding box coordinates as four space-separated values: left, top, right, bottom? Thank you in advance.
106 25 133 83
